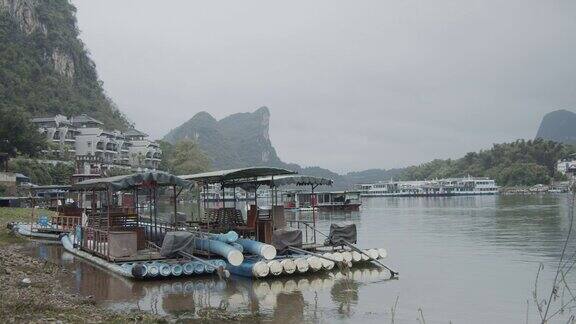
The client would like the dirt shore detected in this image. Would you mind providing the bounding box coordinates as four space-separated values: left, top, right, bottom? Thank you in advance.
0 208 162 323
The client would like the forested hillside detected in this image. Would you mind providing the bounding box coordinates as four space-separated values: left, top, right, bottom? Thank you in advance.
0 0 129 130
399 139 573 186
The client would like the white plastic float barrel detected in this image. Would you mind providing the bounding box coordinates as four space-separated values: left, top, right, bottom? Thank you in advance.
307 256 322 272
183 262 195 275
235 238 277 260
320 253 335 270
171 264 183 276
294 258 309 273
192 261 205 274
159 263 172 276
360 251 370 261
378 248 388 259
208 231 239 243
194 238 244 266
211 259 227 269
267 260 283 276
280 259 296 274
367 249 379 260
227 260 270 278
230 242 244 252
331 252 344 262
351 251 362 262
341 251 353 263
147 263 160 277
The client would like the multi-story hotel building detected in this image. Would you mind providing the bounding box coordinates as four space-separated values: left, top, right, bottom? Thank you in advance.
31 114 162 172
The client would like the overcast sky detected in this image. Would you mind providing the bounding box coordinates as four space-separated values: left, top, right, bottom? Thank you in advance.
72 0 576 173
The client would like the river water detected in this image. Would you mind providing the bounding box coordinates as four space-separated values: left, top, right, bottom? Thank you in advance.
25 194 576 323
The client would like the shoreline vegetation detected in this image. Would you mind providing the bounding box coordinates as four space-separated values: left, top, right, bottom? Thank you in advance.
4 139 575 192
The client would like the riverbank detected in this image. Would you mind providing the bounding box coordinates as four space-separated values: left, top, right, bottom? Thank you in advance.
0 208 162 323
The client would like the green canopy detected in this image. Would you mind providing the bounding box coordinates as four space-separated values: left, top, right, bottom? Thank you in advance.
235 174 333 191
73 171 193 191
243 175 332 187
179 167 296 184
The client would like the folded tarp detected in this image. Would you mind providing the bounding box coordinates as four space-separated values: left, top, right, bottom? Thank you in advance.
326 222 357 245
160 231 195 258
272 228 303 251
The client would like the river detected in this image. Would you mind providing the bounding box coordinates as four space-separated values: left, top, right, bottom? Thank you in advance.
25 194 576 323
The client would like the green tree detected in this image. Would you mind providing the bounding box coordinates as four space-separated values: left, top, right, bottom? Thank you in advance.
0 106 46 157
488 163 550 186
162 139 211 175
105 167 132 177
8 158 74 185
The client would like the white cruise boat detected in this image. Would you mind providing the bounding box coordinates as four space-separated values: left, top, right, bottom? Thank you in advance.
359 177 498 197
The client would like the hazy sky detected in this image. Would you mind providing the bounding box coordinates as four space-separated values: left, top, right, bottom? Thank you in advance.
72 0 576 173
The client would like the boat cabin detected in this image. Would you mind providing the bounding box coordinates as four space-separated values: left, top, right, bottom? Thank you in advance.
316 191 362 211
182 170 333 248
72 171 193 262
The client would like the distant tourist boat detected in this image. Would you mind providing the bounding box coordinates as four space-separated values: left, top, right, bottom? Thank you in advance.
358 177 498 197
284 191 362 211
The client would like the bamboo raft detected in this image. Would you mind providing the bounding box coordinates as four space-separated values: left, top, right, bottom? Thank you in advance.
16 169 397 281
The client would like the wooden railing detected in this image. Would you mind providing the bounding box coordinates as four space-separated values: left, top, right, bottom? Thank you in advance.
81 227 109 259
199 208 245 231
30 212 81 232
51 214 81 231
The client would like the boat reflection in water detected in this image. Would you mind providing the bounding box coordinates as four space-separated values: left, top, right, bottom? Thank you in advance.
32 243 392 322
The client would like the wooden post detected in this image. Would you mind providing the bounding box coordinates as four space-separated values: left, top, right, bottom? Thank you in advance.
173 185 177 228
221 182 225 209
134 188 139 227
153 185 158 243
106 186 111 261
149 187 154 243
254 184 259 241
270 175 274 227
312 184 317 245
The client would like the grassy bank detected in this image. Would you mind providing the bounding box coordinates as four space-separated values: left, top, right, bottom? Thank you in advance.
0 207 56 245
0 207 163 323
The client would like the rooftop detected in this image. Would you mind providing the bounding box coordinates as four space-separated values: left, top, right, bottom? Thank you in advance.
71 114 104 126
124 128 148 137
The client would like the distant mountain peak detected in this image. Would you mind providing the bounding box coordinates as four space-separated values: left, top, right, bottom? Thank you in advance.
535 109 576 144
163 107 280 169
189 111 217 123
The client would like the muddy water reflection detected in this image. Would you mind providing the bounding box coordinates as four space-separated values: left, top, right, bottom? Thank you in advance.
27 243 389 322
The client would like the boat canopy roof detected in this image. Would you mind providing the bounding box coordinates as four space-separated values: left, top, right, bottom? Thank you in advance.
179 167 296 184
238 175 333 188
73 171 193 191
27 185 73 191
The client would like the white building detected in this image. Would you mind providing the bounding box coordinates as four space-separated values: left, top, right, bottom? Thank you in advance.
124 129 162 170
31 114 79 159
557 155 576 179
32 114 161 171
